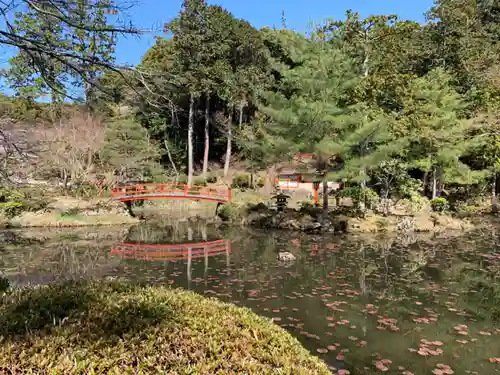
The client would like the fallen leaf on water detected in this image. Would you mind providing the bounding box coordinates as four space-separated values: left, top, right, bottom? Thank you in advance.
375 360 389 371
435 364 454 374
317 348 328 354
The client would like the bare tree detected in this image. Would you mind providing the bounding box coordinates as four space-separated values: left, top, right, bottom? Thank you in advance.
0 119 40 183
36 112 105 188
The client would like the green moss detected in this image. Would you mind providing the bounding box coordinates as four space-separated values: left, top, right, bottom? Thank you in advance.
0 281 331 375
56 213 85 221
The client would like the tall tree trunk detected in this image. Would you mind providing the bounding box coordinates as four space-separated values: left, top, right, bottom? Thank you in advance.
492 171 498 213
223 105 233 178
165 106 179 181
363 49 369 78
239 101 244 126
358 49 371 211
84 77 95 110
239 101 247 183
431 167 437 199
423 171 428 196
436 166 444 197
202 94 210 179
187 93 194 187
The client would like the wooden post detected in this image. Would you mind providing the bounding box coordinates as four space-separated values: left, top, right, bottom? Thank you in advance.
313 181 320 206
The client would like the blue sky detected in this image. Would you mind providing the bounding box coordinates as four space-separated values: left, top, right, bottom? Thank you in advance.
115 0 436 66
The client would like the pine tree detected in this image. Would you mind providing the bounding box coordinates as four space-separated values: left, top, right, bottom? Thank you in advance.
101 116 162 183
4 3 66 102
65 0 117 106
259 33 393 213
398 68 475 198
469 112 500 210
3 0 130 105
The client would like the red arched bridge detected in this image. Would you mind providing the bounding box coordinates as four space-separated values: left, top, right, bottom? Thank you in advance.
110 184 232 203
110 239 231 261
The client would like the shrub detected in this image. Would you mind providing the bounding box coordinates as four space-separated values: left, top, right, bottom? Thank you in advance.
0 201 24 218
397 178 423 201
177 174 188 184
256 176 265 188
299 200 315 210
217 203 244 222
0 281 331 374
174 175 209 186
0 187 25 218
193 177 208 186
396 196 429 214
339 187 379 209
232 173 251 189
72 182 101 199
206 173 217 183
431 197 449 212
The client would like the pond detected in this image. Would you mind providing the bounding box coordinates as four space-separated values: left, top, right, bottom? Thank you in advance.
1 222 499 374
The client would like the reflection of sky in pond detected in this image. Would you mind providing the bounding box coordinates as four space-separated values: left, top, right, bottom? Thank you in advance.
1 224 499 374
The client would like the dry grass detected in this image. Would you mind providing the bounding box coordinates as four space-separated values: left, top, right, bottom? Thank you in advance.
9 211 138 227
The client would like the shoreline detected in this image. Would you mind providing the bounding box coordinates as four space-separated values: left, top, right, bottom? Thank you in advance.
2 194 497 234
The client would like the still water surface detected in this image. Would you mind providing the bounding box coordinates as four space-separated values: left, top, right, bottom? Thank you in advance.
1 223 500 374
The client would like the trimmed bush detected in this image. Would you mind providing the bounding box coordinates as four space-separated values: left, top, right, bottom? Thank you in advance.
0 281 330 374
217 202 245 222
256 176 265 188
232 173 251 189
431 197 449 212
193 176 208 186
206 173 217 183
338 187 379 209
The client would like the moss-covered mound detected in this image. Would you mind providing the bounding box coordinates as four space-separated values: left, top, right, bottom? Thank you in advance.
0 281 331 374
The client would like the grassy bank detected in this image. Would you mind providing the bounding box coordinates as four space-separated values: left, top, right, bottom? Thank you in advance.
0 281 331 374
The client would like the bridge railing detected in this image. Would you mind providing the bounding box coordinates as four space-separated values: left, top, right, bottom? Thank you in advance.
110 183 232 202
110 239 231 261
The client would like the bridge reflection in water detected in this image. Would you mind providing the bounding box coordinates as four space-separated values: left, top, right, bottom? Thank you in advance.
110 239 231 261
110 239 231 289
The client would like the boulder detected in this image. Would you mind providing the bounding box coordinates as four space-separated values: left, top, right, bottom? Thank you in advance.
277 252 296 262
